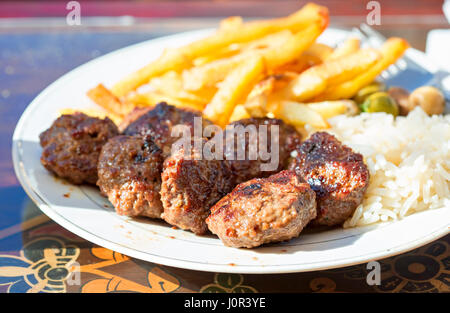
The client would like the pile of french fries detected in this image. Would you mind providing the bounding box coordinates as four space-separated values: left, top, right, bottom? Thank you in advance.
84 3 409 130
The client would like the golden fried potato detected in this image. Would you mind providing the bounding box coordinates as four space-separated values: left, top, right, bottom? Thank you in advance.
111 3 328 97
274 100 329 128
220 16 243 31
183 30 294 91
286 48 381 101
149 71 214 106
87 84 133 116
315 38 409 101
263 21 326 70
229 105 251 122
304 43 334 62
192 45 241 67
307 100 359 119
203 55 265 127
327 37 360 60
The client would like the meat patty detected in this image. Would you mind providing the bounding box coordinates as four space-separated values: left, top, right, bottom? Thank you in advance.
288 132 370 226
97 135 164 218
160 139 234 235
118 106 152 132
206 170 316 248
39 113 118 185
123 102 213 157
222 118 302 184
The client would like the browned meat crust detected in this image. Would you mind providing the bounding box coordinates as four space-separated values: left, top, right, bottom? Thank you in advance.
206 170 316 248
222 117 302 184
123 102 213 157
39 113 118 185
118 106 152 132
97 135 164 218
160 139 234 235
288 132 370 226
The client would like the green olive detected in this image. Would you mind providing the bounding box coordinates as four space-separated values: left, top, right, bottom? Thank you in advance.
354 82 386 104
360 92 399 116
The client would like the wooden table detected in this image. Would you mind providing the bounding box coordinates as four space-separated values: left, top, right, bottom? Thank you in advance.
0 4 449 293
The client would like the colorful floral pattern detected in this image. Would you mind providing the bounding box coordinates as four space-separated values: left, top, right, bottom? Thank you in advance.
323 237 449 293
0 213 447 293
0 237 79 293
376 240 449 292
201 273 257 293
80 247 180 293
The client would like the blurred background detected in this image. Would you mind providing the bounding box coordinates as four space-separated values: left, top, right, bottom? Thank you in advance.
0 0 447 18
1 0 449 51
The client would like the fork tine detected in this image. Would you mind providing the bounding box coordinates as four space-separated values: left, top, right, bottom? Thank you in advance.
361 24 418 68
359 24 449 102
360 23 387 42
351 27 367 39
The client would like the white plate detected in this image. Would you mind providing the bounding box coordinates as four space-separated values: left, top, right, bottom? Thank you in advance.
12 28 450 274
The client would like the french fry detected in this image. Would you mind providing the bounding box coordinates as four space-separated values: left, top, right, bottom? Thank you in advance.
192 45 240 67
149 71 214 106
263 22 326 70
274 100 329 128
203 55 265 127
243 29 293 51
327 37 360 60
243 73 295 115
314 37 409 101
183 30 294 91
220 16 243 31
229 105 251 122
275 2 329 32
183 54 246 91
186 20 323 92
192 29 295 68
286 48 381 101
127 92 204 111
88 5 411 135
273 56 320 74
87 84 134 116
303 43 334 62
307 100 359 119
244 98 268 118
276 43 333 74
111 3 328 97
59 108 123 125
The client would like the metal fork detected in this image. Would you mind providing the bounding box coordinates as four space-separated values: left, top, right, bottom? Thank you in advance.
353 23 450 103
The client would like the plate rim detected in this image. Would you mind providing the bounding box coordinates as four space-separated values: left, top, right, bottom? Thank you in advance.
12 27 450 274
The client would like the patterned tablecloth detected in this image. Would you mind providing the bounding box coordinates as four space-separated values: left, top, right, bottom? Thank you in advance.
0 19 448 293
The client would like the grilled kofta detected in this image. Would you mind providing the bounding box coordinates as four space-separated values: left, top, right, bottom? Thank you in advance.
221 117 302 185
206 170 317 248
123 102 213 157
118 106 152 132
160 139 234 235
288 132 370 226
39 113 118 185
97 135 164 218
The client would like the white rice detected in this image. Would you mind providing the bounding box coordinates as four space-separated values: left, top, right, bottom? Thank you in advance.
305 107 450 228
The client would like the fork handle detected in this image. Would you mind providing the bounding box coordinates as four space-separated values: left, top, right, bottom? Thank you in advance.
434 71 450 101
